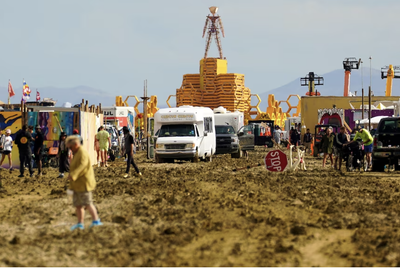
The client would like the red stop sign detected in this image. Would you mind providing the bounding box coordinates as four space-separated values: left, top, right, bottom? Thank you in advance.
265 150 288 172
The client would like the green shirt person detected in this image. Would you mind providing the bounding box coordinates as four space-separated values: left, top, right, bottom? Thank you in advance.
353 128 373 146
352 127 373 170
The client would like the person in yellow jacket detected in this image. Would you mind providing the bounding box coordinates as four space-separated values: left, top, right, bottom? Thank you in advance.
66 135 103 231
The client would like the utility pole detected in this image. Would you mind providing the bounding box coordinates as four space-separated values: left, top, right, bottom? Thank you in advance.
141 80 150 151
361 60 364 120
368 86 372 131
369 56 372 130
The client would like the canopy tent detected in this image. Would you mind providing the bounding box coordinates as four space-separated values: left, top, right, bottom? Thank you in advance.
359 116 390 124
376 103 386 110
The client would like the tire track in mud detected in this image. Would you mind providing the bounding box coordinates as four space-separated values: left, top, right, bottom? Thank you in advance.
299 229 354 267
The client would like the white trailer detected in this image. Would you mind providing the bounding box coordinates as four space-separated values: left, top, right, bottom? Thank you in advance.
154 106 216 163
213 106 244 133
102 106 135 135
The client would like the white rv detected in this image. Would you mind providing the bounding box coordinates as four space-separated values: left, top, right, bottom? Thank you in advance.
154 106 216 163
213 106 244 133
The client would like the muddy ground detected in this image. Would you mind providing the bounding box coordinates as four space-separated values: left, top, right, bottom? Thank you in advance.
0 147 399 267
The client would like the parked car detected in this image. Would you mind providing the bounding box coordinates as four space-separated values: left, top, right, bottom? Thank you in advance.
215 125 242 158
372 117 400 171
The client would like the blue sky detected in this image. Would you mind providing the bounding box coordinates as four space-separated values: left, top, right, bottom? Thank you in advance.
1 0 399 105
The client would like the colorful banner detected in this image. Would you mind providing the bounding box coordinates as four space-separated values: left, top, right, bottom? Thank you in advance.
8 80 15 98
28 111 78 139
22 80 31 102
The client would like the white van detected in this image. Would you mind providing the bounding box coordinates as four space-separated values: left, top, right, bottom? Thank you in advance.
154 106 216 163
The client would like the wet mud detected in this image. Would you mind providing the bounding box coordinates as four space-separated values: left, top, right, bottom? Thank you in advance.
0 147 400 266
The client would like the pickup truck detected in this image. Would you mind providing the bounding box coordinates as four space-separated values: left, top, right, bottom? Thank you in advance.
215 125 242 158
372 117 400 171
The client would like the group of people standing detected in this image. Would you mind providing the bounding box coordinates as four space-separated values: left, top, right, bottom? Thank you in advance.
0 125 45 178
271 124 374 171
320 126 373 171
93 125 141 178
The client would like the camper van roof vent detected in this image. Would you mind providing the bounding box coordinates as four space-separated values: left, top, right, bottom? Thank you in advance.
214 106 228 114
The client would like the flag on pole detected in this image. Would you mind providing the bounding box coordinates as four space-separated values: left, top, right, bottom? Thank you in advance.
36 90 40 101
8 80 15 98
22 80 31 102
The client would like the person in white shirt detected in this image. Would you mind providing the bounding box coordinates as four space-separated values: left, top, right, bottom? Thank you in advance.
0 129 13 170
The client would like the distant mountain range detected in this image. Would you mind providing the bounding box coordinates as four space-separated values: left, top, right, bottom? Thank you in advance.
1 67 399 110
258 67 400 110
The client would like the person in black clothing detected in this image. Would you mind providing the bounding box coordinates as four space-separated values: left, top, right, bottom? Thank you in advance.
58 132 71 178
334 126 349 171
15 125 34 178
303 128 313 154
34 125 44 177
290 127 298 150
26 126 35 168
122 126 142 178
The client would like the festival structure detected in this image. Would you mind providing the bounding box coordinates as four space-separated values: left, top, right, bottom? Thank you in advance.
171 7 301 127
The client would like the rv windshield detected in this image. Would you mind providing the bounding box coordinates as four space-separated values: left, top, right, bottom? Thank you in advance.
216 125 235 134
159 124 196 137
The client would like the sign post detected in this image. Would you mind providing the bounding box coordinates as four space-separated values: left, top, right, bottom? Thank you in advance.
265 150 288 172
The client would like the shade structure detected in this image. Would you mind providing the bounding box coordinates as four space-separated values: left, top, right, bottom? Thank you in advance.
359 116 390 124
376 103 386 110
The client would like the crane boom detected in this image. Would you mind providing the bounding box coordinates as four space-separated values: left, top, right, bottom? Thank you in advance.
342 57 360 97
381 65 400 96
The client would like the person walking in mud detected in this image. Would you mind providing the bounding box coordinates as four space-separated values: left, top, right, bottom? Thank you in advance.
290 127 298 150
58 132 71 178
94 127 101 167
334 126 349 171
349 126 374 171
34 125 44 178
96 126 111 167
273 126 282 148
0 129 13 170
66 136 102 231
27 126 35 168
15 125 34 177
322 126 335 168
122 126 142 178
303 128 313 154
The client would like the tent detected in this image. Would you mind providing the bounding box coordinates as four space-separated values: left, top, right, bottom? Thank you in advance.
376 103 386 110
359 116 390 124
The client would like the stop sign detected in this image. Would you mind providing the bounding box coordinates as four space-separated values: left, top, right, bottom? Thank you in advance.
265 150 288 172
